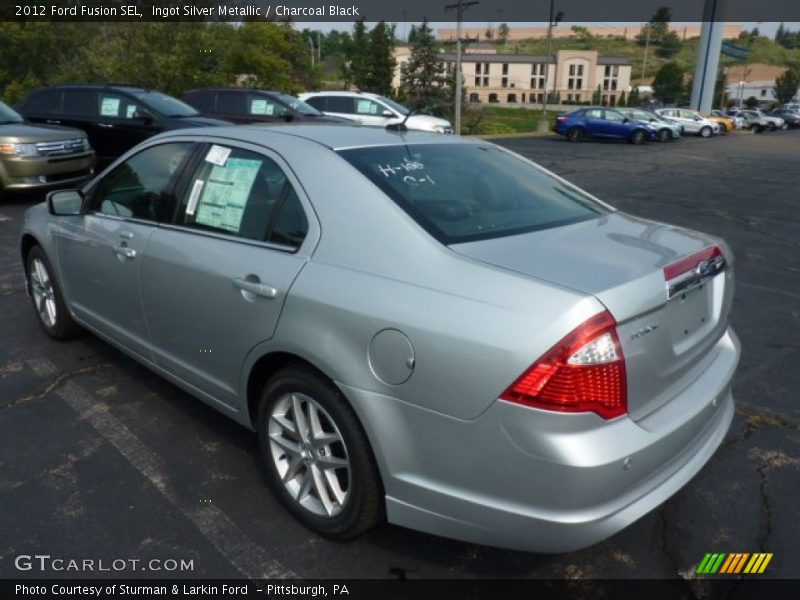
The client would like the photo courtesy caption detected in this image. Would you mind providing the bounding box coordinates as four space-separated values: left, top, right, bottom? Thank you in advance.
16 583 350 595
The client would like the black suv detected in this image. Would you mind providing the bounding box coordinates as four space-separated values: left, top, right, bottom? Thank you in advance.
181 88 349 125
16 85 231 165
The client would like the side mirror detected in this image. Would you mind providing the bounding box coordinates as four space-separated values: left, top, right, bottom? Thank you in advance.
282 112 295 122
47 189 84 216
622 117 629 123
382 110 394 118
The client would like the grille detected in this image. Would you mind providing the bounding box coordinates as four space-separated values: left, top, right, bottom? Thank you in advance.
35 138 88 156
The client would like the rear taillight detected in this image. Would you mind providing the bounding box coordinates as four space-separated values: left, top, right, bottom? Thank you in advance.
500 311 627 419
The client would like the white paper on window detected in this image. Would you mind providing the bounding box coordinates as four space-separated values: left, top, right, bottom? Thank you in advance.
100 97 120 117
250 99 268 115
193 158 261 233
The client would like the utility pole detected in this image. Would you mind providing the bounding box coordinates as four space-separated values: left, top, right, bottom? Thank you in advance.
308 37 315 69
640 23 651 81
445 0 479 135
541 1 563 119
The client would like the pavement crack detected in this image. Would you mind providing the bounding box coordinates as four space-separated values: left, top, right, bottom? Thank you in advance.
659 506 698 597
1 361 112 410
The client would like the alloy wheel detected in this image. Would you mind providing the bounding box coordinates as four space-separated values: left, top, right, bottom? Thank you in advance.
268 392 351 518
30 257 57 329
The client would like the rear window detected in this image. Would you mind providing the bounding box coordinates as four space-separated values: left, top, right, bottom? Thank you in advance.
338 143 604 244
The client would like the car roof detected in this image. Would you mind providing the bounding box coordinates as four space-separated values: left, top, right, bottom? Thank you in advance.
43 84 147 92
300 91 381 99
184 87 282 95
158 123 470 151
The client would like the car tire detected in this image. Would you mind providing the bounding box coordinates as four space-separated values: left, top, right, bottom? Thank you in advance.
767 123 776 131
630 130 647 145
25 246 83 340
657 129 671 143
567 126 584 142
256 365 384 540
699 126 712 138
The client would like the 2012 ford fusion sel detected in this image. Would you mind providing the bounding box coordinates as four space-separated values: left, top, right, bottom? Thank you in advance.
20 125 739 552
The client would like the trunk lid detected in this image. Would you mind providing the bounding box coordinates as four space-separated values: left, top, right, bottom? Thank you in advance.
451 212 735 421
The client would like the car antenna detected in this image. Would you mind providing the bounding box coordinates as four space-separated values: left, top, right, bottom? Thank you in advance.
386 108 418 132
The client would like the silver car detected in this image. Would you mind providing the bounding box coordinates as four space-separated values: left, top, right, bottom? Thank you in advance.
618 108 682 141
656 108 720 137
20 126 739 553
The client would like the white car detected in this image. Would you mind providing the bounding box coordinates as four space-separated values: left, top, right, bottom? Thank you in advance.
655 108 720 137
299 91 454 134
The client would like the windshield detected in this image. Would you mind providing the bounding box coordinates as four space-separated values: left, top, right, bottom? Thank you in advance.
375 96 410 116
0 101 24 124
338 143 604 244
131 91 199 117
275 93 322 116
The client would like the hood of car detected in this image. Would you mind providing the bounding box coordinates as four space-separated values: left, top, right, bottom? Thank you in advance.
405 114 453 130
0 122 87 143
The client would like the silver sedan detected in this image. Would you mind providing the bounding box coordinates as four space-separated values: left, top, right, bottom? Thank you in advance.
20 125 739 553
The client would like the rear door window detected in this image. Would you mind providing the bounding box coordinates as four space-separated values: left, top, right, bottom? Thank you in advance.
177 145 307 247
338 143 604 244
20 89 62 114
325 96 356 114
62 90 97 116
217 92 247 115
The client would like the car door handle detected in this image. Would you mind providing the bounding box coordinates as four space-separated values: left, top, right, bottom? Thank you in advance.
98 123 114 128
113 246 137 259
232 277 277 299
46 119 61 125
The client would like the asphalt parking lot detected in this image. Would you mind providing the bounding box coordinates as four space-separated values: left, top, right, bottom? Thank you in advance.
0 130 798 582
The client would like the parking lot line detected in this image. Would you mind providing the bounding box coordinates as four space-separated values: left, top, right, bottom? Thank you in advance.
25 357 298 580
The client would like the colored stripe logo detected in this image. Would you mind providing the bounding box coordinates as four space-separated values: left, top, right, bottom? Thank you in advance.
696 552 773 574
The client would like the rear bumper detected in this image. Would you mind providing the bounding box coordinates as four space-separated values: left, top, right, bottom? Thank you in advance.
0 152 95 191
341 327 739 553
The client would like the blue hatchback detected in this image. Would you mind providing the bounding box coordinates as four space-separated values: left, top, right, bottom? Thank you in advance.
554 107 658 144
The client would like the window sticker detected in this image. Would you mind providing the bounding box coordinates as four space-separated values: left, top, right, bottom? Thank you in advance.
357 100 377 115
205 144 231 166
185 179 204 216
193 158 261 233
126 104 137 118
100 97 120 117
250 99 268 115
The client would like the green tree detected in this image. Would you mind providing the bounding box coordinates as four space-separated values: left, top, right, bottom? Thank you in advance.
653 61 685 104
592 85 602 104
618 90 627 107
343 19 370 90
498 24 510 45
399 20 451 115
656 31 681 58
744 95 759 108
636 7 672 47
362 21 397 95
773 68 800 105
628 87 640 106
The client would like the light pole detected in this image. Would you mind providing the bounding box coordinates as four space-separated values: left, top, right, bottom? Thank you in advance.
541 1 563 120
445 0 479 135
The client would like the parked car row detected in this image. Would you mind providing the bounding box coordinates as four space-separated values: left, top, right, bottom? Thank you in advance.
1 84 455 197
553 103 799 144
